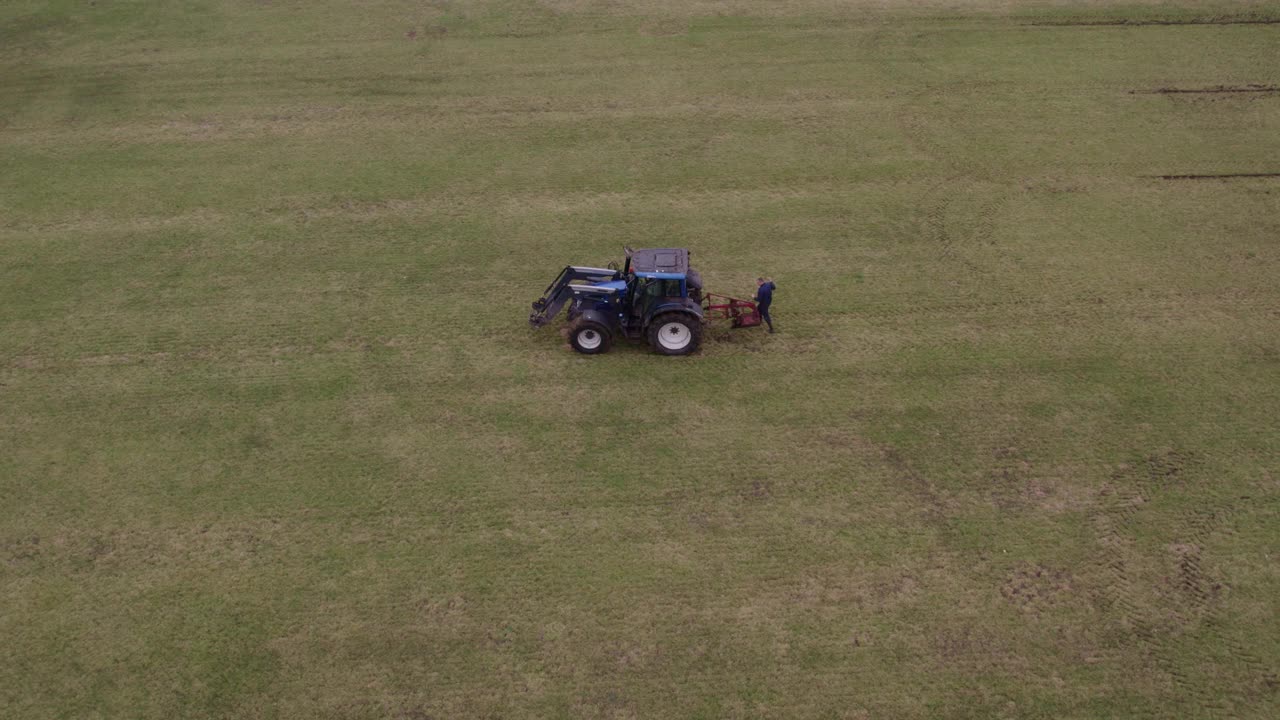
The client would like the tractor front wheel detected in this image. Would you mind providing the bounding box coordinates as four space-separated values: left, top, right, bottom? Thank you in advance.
647 313 701 356
569 320 612 354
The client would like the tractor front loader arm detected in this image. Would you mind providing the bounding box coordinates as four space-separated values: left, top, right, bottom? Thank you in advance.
529 265 617 327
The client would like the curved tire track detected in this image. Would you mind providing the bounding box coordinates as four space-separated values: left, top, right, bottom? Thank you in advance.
1090 454 1270 716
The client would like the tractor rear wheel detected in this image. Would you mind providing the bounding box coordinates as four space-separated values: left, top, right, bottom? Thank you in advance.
647 313 701 356
569 320 612 354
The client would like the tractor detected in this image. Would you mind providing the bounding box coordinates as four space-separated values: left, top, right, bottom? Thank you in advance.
529 247 761 355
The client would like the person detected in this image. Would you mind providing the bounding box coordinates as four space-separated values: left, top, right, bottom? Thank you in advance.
754 277 776 333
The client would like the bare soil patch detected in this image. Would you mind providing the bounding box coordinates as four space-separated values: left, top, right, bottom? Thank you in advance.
1030 16 1280 27
1134 84 1280 95
1001 564 1073 614
1149 173 1280 180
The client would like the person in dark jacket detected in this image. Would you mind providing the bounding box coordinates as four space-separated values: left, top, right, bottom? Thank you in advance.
755 277 776 333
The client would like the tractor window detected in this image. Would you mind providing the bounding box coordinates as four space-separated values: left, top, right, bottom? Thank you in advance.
644 279 681 300
631 278 683 319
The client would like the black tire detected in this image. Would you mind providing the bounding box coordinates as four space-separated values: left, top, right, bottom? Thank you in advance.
569 320 612 354
647 312 702 356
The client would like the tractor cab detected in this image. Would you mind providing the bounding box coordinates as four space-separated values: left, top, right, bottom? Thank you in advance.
626 273 682 321
621 248 703 329
623 247 703 303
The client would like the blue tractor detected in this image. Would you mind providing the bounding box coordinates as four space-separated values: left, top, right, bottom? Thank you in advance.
529 247 708 355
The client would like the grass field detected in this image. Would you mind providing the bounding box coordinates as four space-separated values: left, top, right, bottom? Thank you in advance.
3 1 1279 717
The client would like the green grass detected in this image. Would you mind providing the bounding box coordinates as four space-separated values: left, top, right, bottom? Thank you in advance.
2 1 1279 717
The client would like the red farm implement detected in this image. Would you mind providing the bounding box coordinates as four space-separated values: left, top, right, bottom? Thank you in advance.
701 292 761 329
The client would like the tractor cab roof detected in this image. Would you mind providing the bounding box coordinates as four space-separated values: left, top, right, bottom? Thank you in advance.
627 248 689 275
633 271 685 281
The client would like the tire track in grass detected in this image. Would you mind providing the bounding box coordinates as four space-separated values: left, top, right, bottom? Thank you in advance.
1162 506 1237 717
1170 503 1279 702
896 80 1013 181
896 85 940 167
897 83 982 178
896 79 1017 276
920 179 1011 274
1092 462 1193 718
1169 502 1227 621
922 178 952 255
1090 452 1269 716
878 444 947 525
972 191 1008 249
1091 478 1147 619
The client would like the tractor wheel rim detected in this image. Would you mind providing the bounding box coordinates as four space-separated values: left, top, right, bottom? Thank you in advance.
658 322 691 350
578 329 602 349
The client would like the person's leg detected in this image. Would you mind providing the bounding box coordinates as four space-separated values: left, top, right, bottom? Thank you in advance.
760 304 773 332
